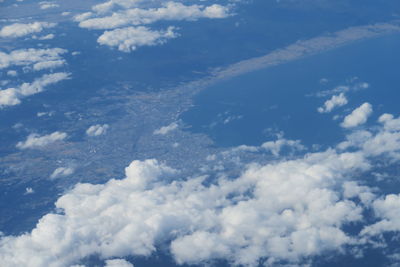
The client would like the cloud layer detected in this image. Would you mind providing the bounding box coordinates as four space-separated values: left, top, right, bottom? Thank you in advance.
74 1 231 52
3 109 400 266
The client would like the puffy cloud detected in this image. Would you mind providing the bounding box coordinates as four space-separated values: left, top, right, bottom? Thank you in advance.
97 26 178 52
0 22 56 38
318 93 348 113
4 105 400 266
0 72 70 108
86 124 109 136
379 113 400 131
153 122 178 135
0 48 67 69
50 167 74 179
37 111 54 117
92 0 143 13
341 102 373 128
105 259 133 267
361 194 400 236
227 136 305 156
74 1 231 52
342 181 375 206
25 187 34 194
261 137 305 156
16 131 67 149
338 113 400 157
0 149 372 266
78 2 231 30
73 12 94 22
33 60 65 71
39 1 59 9
0 89 20 106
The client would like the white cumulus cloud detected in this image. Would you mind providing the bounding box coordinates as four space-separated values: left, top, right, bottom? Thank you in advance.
92 0 142 13
0 48 67 69
0 149 372 266
261 137 305 156
0 72 70 108
78 2 231 30
341 102 373 128
86 124 109 136
33 60 65 71
318 93 348 113
338 113 400 158
97 26 178 52
105 259 134 267
33 33 55 40
361 194 400 236
153 122 178 135
16 131 67 149
39 1 59 9
25 187 34 194
0 22 56 38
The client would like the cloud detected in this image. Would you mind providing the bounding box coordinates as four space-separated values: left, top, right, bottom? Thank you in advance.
0 72 70 108
0 48 67 69
33 60 65 71
361 194 400 236
338 113 400 158
0 89 20 107
379 113 400 131
74 1 231 52
315 82 369 98
341 102 373 128
16 131 67 149
318 93 348 113
261 137 305 156
0 22 56 38
73 12 94 22
50 167 74 179
33 33 55 40
39 1 59 9
153 122 178 135
227 136 305 157
4 101 400 266
92 0 144 14
0 148 373 266
25 187 34 194
105 259 133 267
86 124 109 136
78 2 231 30
97 26 178 52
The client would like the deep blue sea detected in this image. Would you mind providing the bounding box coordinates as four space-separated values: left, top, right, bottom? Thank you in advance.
182 33 400 149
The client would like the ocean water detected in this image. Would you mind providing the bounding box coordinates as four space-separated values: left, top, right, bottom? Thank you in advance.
181 33 400 149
